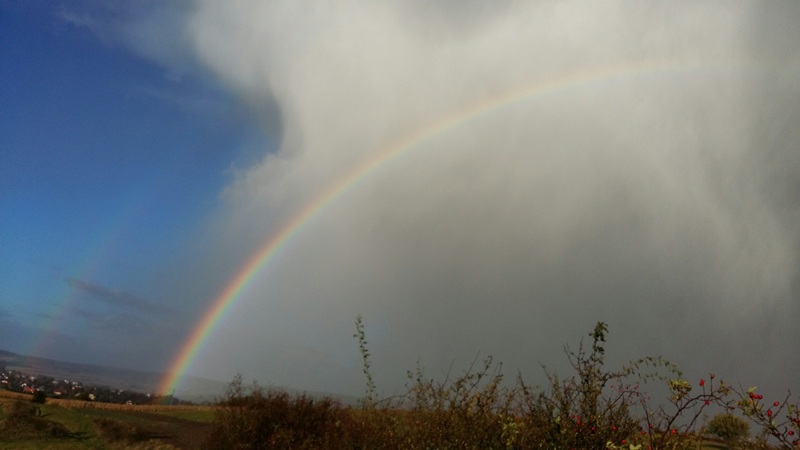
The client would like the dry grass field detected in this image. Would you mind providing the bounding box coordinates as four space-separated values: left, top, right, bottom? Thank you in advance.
0 389 214 449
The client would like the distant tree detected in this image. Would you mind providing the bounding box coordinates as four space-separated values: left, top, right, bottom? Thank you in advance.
31 390 46 404
706 413 750 448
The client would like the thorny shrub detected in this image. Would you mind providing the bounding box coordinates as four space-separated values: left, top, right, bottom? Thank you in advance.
203 373 354 450
204 319 799 449
734 385 800 448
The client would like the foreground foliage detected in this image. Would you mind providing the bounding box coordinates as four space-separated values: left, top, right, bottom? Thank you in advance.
206 320 799 449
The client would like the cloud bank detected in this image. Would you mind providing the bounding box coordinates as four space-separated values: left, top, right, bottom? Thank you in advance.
138 1 800 396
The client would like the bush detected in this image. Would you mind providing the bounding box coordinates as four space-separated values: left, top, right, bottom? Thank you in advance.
203 320 799 449
734 387 800 448
203 374 350 450
32 390 46 404
706 413 750 446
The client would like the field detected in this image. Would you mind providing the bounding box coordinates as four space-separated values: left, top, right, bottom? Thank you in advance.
0 390 214 449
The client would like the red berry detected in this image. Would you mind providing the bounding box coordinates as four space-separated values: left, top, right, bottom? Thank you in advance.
775 401 780 407
768 409 773 417
699 379 705 387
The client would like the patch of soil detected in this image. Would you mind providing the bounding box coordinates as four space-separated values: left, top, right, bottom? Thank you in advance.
120 411 212 449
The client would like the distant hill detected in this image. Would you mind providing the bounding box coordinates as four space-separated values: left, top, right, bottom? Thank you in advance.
0 349 226 403
0 349 359 405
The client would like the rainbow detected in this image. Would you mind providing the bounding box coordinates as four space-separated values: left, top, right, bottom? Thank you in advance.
157 57 721 396
28 177 161 360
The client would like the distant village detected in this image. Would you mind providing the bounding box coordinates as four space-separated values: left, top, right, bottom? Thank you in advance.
0 364 190 405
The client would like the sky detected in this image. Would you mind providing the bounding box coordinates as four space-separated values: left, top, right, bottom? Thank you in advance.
2 0 799 400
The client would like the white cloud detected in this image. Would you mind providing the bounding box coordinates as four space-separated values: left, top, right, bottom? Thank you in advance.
165 0 800 396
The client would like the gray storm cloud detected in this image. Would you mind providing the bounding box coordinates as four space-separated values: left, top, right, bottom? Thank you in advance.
174 1 799 396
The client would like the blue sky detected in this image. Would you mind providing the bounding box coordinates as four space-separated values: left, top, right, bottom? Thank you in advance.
1 1 270 371
2 1 799 400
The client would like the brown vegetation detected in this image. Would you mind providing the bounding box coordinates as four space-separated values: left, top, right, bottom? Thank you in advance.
199 321 799 449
